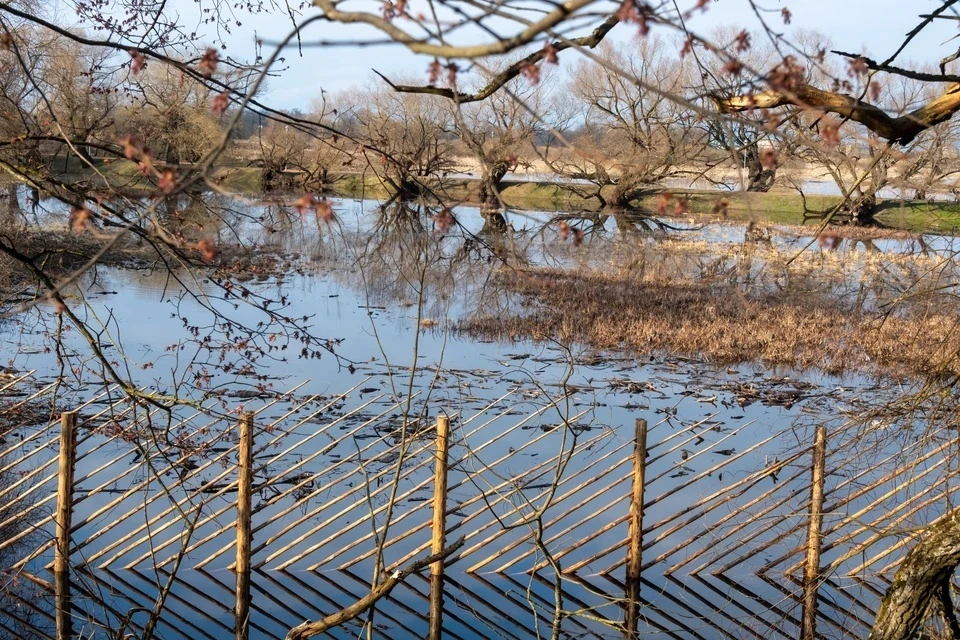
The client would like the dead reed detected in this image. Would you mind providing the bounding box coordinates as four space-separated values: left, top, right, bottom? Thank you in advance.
461 239 960 379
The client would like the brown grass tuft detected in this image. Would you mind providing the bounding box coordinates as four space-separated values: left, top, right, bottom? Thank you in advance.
461 252 960 380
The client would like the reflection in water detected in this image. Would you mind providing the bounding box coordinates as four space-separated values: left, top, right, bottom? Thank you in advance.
7 188 960 404
0 403 50 639
1 189 959 638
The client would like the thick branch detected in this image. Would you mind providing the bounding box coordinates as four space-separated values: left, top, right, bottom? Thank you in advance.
937 578 960 639
713 82 960 145
869 508 960 640
311 0 601 59
285 536 465 640
375 15 620 103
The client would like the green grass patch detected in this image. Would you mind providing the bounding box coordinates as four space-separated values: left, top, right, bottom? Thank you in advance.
46 162 960 235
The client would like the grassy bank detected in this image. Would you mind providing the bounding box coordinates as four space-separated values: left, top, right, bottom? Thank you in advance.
50 160 960 234
326 173 960 233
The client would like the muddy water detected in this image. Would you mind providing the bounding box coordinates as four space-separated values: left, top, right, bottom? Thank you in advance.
0 193 956 639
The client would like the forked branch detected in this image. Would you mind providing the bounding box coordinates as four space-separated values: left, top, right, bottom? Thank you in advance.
374 15 620 103
311 0 602 59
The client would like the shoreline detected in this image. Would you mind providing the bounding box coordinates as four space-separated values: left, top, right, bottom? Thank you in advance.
38 160 960 234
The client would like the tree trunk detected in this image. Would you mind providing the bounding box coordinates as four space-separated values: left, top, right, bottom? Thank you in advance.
610 182 633 208
610 178 649 209
479 161 509 231
3 184 20 223
869 507 960 640
395 178 422 202
747 161 776 192
847 193 878 226
748 166 776 192
478 161 509 209
745 143 776 192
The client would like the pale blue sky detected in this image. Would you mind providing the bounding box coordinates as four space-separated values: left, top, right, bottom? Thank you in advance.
72 0 960 109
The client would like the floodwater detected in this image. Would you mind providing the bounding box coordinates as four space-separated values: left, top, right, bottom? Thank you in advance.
0 191 958 639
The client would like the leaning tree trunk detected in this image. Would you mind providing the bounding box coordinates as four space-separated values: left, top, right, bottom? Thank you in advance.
478 161 509 230
869 507 960 640
744 143 776 192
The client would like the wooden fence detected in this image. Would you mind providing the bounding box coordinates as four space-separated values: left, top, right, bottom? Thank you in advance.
0 370 955 639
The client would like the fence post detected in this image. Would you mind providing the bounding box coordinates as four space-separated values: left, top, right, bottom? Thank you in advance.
802 425 827 640
236 412 254 640
428 414 451 640
55 410 77 640
625 418 647 639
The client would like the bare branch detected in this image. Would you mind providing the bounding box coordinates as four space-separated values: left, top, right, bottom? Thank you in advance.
831 49 960 83
285 536 466 640
311 0 602 59
375 15 620 103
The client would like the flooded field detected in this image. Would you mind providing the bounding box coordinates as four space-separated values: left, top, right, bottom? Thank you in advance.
1 192 958 639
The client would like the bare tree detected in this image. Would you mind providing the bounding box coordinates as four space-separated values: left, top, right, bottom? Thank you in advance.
539 38 703 208
339 84 453 202
114 64 225 165
449 68 547 225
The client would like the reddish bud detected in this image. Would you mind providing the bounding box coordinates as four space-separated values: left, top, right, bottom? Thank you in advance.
723 59 743 76
712 198 729 217
759 147 778 169
427 59 442 85
847 57 869 78
674 197 688 216
315 199 335 223
69 207 91 232
543 42 559 65
519 61 541 84
198 48 219 77
432 207 455 234
821 120 840 148
769 56 805 91
130 51 145 74
735 30 751 53
159 169 176 194
195 240 217 262
294 194 316 214
212 91 230 115
657 192 672 215
120 135 144 160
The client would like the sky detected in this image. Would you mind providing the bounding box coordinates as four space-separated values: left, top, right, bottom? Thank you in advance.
70 0 960 110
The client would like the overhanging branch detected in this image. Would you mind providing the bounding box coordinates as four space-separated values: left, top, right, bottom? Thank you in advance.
832 49 960 84
713 82 960 145
311 0 602 59
374 15 620 103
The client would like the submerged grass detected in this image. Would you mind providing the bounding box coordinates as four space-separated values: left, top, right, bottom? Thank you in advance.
461 240 960 379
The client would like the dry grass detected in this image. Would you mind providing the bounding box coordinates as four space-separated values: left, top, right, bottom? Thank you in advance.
461 242 960 379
